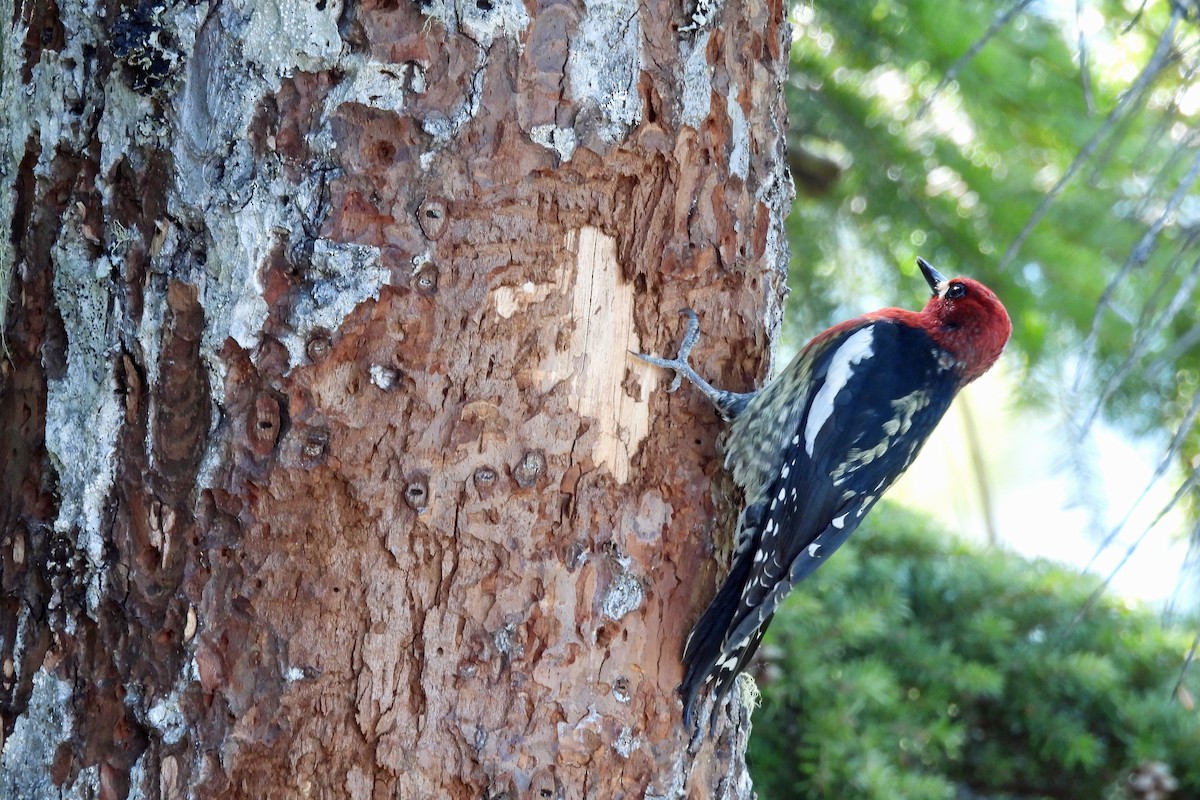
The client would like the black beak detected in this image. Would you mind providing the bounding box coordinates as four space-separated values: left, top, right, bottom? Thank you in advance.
917 257 946 295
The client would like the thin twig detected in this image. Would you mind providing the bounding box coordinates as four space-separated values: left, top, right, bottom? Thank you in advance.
1059 388 1108 538
1081 385 1200 574
1173 631 1200 704
1073 143 1200 405
1093 42 1199 183
1142 323 1200 383
959 395 999 547
1000 7 1184 273
915 0 1037 120
1122 0 1150 34
1076 0 1095 114
1080 248 1200 434
1163 531 1200 623
1075 464 1200 622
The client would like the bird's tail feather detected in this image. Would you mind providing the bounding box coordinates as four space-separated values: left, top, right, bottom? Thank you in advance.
679 540 758 727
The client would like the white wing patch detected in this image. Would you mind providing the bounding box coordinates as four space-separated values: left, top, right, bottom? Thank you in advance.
804 326 875 457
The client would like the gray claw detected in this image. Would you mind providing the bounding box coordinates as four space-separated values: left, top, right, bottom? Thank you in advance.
676 308 701 363
631 309 753 421
630 352 686 392
631 309 703 393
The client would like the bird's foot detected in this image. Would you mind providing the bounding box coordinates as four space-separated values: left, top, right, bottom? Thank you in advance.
630 309 704 393
631 309 754 420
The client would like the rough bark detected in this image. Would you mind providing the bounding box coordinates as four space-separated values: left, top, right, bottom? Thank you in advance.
0 0 791 797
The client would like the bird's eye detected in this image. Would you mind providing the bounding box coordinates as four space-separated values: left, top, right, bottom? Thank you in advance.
946 282 967 299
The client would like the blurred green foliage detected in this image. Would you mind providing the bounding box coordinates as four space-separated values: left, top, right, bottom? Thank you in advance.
747 504 1200 799
783 0 1200 460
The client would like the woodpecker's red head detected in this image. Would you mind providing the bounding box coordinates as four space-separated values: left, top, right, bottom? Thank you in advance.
916 258 1012 385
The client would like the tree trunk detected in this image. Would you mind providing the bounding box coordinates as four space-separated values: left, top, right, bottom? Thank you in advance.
0 0 791 797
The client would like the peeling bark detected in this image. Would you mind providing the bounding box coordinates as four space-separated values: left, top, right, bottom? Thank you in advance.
0 0 791 797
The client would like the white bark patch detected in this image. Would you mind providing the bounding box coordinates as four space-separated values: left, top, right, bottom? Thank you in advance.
1 1 111 351
567 0 644 144
530 124 579 162
280 240 391 367
414 0 529 165
421 0 530 49
325 55 426 116
145 671 193 746
369 364 399 391
758 164 794 330
613 726 641 758
0 669 78 798
680 30 713 128
241 0 343 74
804 326 875 456
45 211 121 619
0 18 26 348
163 0 393 383
726 88 749 179
602 571 644 620
542 227 650 484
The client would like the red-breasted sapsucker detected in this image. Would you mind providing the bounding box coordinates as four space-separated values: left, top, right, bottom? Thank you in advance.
635 258 1012 727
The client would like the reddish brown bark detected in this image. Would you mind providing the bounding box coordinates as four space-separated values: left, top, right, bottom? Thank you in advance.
1 0 791 796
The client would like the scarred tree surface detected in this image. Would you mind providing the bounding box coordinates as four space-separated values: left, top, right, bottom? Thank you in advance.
0 0 791 797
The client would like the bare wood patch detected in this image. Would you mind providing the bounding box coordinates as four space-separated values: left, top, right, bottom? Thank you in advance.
536 226 651 484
